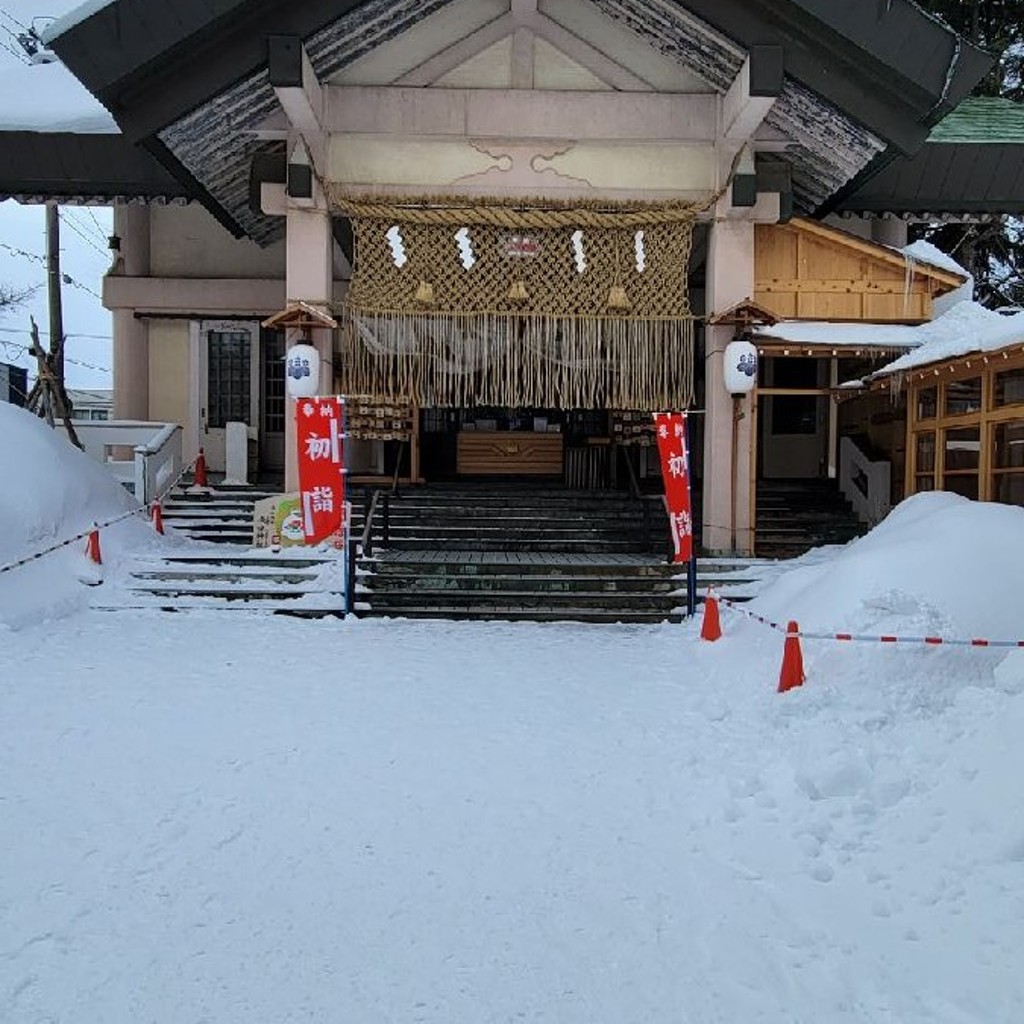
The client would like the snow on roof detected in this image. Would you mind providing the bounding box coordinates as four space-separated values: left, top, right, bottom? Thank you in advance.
759 320 922 350
0 61 117 132
0 0 117 134
899 239 970 279
872 301 1024 376
761 300 1008 359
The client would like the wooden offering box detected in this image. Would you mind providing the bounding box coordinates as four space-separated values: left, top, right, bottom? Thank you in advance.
456 431 564 475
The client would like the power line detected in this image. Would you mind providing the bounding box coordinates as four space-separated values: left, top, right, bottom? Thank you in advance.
64 206 109 249
0 326 113 341
0 241 103 298
60 210 111 259
0 33 30 65
0 7 29 32
0 8 31 65
0 337 111 374
0 240 46 266
84 205 110 245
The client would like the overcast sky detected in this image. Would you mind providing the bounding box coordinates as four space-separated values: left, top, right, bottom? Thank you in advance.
0 0 114 390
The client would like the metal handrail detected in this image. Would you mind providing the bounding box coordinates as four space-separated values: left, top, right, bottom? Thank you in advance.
391 450 403 495
361 489 382 555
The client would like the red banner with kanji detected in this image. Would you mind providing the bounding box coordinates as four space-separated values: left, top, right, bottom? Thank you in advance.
296 396 345 545
653 412 693 564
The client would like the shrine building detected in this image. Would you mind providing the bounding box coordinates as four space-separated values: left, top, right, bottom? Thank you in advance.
2 0 1022 556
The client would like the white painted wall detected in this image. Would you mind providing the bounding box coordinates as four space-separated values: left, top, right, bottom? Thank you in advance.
150 204 286 279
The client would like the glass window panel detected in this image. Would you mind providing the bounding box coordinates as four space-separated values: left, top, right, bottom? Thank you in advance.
994 368 1024 408
208 330 251 427
994 473 1024 507
915 432 936 473
916 386 937 421
942 474 979 500
945 376 982 416
944 427 980 471
914 475 936 493
994 421 1024 469
261 328 286 435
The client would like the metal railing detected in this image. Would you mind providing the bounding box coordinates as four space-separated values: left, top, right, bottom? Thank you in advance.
346 488 393 615
839 435 891 526
135 423 184 505
70 419 183 505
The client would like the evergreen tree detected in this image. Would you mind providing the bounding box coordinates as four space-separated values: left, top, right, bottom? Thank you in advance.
912 0 1024 307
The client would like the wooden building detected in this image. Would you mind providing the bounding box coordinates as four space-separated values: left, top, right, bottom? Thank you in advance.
870 317 1024 508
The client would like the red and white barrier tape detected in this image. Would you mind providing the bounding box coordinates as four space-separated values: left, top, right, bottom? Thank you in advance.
0 452 205 577
715 594 1024 650
0 508 141 576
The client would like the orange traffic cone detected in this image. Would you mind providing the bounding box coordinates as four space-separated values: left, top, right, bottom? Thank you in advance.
778 620 806 693
151 501 165 535
194 448 208 488
85 526 102 565
700 588 722 642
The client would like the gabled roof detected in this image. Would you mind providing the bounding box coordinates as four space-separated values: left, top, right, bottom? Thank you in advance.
0 131 190 204
929 97 1024 144
0 0 995 238
784 218 966 290
834 97 1024 217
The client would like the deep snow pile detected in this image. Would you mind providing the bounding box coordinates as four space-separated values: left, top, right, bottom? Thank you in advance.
750 491 1024 641
0 402 154 626
1 493 1023 1022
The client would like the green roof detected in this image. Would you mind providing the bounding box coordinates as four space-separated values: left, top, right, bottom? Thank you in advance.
929 96 1024 143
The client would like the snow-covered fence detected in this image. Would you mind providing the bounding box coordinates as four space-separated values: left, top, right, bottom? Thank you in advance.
839 436 890 526
135 423 184 504
70 420 183 504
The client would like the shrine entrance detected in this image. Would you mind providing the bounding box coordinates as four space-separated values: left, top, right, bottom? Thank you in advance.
334 193 705 491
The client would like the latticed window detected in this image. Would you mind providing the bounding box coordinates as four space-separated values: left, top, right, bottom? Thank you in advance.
261 328 286 434
207 330 251 427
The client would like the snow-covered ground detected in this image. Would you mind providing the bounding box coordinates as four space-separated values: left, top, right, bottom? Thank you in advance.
2 407 1024 1022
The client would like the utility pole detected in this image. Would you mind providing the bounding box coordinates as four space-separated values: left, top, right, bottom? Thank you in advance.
27 202 80 447
45 201 65 384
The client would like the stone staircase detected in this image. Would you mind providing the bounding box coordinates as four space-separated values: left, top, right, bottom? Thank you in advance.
94 481 772 622
92 482 346 617
160 484 279 544
355 551 765 624
756 480 865 559
352 485 770 624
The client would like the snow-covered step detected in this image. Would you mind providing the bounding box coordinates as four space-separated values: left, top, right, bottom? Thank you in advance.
91 595 346 616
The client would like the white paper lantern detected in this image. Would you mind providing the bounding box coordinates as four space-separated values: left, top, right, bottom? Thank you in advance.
723 340 758 395
285 344 319 398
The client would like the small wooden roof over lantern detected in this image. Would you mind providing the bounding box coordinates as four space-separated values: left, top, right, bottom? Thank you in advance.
262 301 338 340
707 300 780 334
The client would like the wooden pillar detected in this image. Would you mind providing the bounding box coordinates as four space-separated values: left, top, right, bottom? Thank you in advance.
111 204 151 421
828 357 839 479
284 204 335 492
703 216 756 555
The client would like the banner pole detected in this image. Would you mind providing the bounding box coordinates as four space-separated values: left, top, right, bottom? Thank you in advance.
686 411 697 618
340 394 349 616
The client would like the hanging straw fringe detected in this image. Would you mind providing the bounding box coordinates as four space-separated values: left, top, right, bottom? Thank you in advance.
340 312 694 410
335 192 705 411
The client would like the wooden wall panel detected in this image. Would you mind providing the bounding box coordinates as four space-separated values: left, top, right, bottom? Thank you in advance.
753 220 954 324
